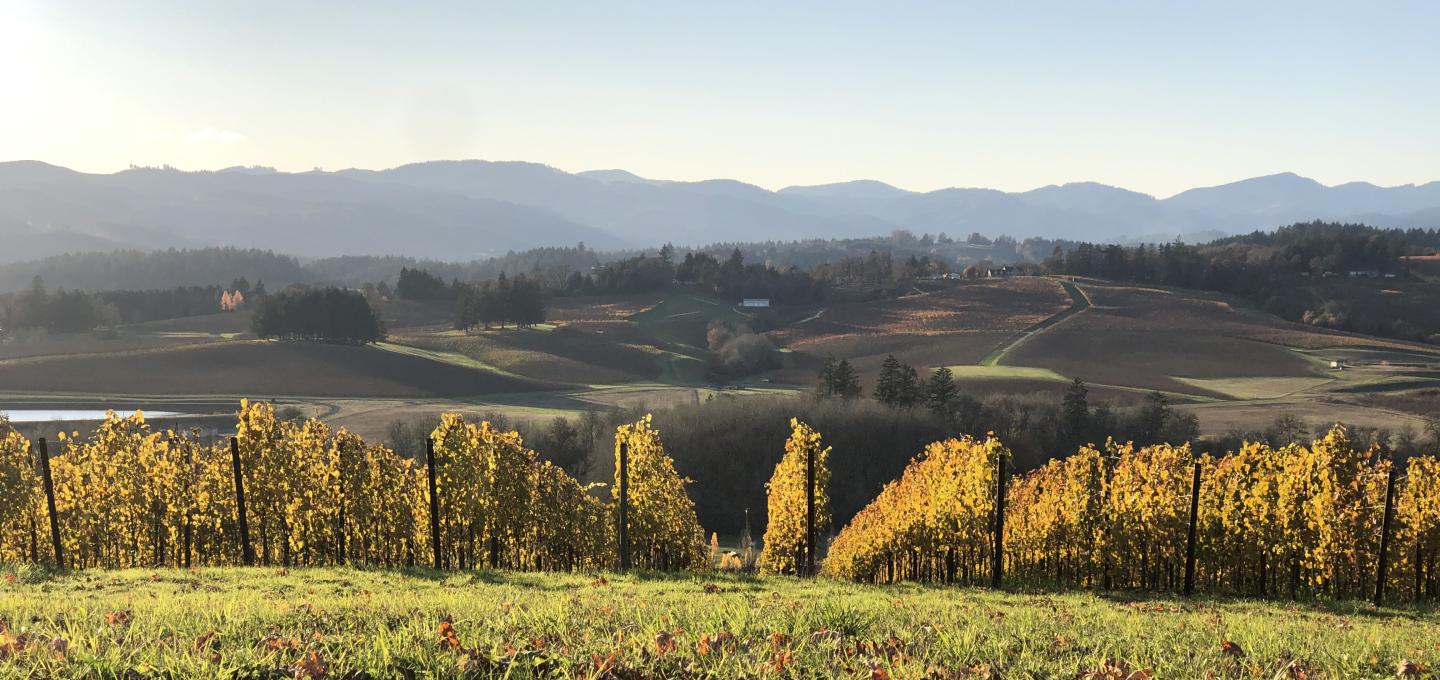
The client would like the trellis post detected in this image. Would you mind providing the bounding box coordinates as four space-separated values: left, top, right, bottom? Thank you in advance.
426 437 442 570
991 449 1006 588
229 437 254 566
805 441 816 576
1374 463 1398 607
618 441 631 570
1183 461 1202 596
36 438 63 568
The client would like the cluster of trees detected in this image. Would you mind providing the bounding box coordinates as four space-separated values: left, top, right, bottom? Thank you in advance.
870 355 963 413
0 276 118 333
810 251 950 288
251 287 384 343
395 267 450 300
455 273 546 329
0 276 269 334
0 247 305 292
705 320 780 380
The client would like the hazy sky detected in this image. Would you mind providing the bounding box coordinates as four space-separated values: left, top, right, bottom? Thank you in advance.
2 0 1437 197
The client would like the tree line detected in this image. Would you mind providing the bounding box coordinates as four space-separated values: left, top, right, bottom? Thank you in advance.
251 287 384 343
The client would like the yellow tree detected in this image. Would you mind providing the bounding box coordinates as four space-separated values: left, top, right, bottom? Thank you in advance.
759 418 832 575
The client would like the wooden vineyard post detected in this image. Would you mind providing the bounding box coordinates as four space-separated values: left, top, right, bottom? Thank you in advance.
229 437 254 566
36 438 63 569
991 448 1006 588
1374 463 1398 607
1183 461 1202 596
426 437 442 570
805 440 816 576
618 441 631 571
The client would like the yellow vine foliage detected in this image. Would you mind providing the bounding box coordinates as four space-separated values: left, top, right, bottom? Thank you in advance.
430 412 611 571
0 401 608 571
0 425 40 563
613 415 706 570
822 435 1003 583
828 425 1438 600
759 418 832 575
5 407 1439 602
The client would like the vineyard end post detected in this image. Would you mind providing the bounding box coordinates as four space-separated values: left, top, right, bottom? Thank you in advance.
618 441 631 571
806 442 816 576
425 437 442 571
36 438 64 569
1374 463 1398 607
229 437 254 566
991 449 1006 588
1183 461 1202 596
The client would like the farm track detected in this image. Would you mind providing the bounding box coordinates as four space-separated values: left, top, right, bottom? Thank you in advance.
979 279 1092 367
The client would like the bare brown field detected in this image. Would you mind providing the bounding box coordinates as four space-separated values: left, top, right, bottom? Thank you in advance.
1000 284 1393 397
0 340 554 397
0 332 230 360
774 278 1067 347
768 278 1068 383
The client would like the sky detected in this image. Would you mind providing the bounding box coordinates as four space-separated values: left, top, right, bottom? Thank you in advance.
1 0 1437 197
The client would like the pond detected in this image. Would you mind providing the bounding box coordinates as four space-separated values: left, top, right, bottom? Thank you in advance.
1 409 186 423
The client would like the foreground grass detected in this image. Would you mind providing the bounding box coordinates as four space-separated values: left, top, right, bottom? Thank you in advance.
1 568 1436 679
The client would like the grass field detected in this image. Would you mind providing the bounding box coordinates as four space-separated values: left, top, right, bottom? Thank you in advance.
0 568 1434 679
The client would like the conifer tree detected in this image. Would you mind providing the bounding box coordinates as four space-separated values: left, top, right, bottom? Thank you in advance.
925 366 959 416
832 359 862 399
1062 378 1089 444
874 354 903 405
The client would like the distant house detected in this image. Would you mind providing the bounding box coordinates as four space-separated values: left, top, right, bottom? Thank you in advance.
986 265 1020 278
741 298 770 308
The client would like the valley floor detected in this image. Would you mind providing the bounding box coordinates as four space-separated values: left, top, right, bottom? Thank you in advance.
0 567 1435 678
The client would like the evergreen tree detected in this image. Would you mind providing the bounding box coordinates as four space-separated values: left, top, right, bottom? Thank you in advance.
897 364 923 407
831 359 862 399
874 354 903 405
1135 391 1171 444
924 366 959 416
1062 378 1089 445
816 355 838 398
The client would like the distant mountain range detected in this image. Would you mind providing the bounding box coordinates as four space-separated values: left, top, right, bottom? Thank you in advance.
1 160 1438 263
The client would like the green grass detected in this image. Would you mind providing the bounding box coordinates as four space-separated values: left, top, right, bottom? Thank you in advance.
0 568 1434 678
943 364 1071 382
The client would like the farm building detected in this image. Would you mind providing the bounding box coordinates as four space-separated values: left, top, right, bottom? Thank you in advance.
986 265 1020 278
741 298 770 308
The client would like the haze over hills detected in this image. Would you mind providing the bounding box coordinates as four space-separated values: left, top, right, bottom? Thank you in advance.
1 160 1438 263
